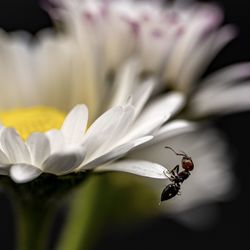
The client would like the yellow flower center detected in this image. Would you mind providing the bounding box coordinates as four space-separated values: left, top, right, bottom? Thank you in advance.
0 106 66 140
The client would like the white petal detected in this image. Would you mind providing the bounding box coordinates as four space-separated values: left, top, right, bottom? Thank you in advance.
82 143 135 170
10 164 42 183
0 148 10 164
26 132 51 166
153 120 196 143
123 92 184 141
123 116 167 143
132 136 154 147
116 105 136 138
177 25 236 91
95 160 168 179
42 147 86 175
102 105 135 147
109 59 140 107
149 92 185 118
46 129 64 153
200 63 250 88
82 106 124 157
90 105 135 157
81 136 153 170
132 78 155 118
1 128 31 163
136 92 184 128
61 104 88 145
165 5 224 84
191 83 250 115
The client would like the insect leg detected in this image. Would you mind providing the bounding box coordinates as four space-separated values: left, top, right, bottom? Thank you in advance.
164 165 179 181
164 169 172 179
170 165 179 176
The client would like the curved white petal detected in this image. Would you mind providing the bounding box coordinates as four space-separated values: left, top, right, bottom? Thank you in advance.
122 92 184 141
153 120 197 143
177 25 237 91
10 164 42 183
0 148 10 164
26 132 51 167
46 129 65 153
0 128 31 163
82 143 135 170
82 136 153 170
90 105 135 157
103 105 135 147
42 147 86 175
199 63 250 88
132 78 155 118
142 92 185 119
190 83 250 115
95 160 168 179
109 59 140 107
82 106 124 157
123 115 168 143
61 104 88 145
165 4 223 83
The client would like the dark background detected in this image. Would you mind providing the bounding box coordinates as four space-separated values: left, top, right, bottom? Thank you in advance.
0 0 249 249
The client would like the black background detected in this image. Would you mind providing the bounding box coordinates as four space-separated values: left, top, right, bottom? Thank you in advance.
0 0 249 249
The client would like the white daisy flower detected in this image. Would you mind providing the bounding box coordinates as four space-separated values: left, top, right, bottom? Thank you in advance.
0 48 191 184
48 0 250 116
0 0 247 216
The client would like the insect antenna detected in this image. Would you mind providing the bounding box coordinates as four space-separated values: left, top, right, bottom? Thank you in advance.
179 150 188 157
165 146 187 157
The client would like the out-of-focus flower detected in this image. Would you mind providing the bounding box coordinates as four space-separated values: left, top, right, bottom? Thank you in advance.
47 0 250 117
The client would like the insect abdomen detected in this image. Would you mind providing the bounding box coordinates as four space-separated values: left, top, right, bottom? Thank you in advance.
160 184 179 201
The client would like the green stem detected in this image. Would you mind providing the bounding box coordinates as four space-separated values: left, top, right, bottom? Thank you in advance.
15 200 54 250
55 174 158 250
0 173 90 250
56 176 102 250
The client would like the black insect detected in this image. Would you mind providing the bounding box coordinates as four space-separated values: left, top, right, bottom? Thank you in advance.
160 146 194 202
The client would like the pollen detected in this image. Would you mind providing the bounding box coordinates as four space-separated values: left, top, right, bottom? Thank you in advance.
0 106 66 140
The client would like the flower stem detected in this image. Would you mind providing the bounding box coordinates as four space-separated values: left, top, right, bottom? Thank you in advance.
15 200 54 250
0 173 90 250
56 176 103 250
